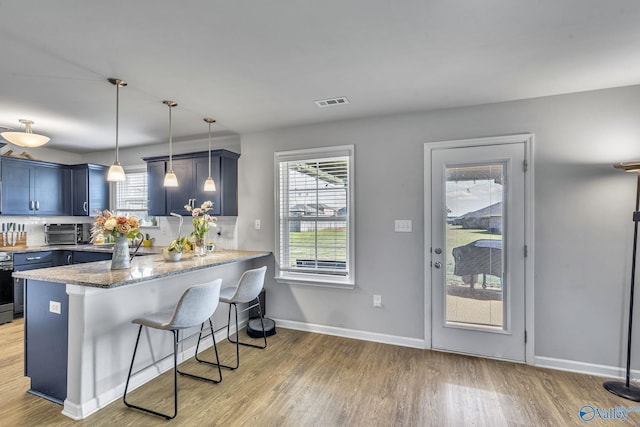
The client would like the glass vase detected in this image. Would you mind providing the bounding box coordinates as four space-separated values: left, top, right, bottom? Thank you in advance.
193 237 206 257
111 235 130 270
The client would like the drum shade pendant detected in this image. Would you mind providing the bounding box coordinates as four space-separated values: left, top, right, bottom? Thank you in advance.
203 118 217 192
163 100 179 187
106 78 127 182
1 119 50 148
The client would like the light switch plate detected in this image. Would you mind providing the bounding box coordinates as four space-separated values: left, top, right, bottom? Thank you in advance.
394 219 412 232
255 219 261 230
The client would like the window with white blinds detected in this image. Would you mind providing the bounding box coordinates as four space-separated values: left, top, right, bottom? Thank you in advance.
114 167 157 227
275 145 354 287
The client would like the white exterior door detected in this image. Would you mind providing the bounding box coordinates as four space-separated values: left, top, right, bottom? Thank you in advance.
426 135 530 362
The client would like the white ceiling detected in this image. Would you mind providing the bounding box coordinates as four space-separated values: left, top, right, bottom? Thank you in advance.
1 1 639 153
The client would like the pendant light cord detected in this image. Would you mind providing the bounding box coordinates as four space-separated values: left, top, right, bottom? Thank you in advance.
168 103 173 171
115 83 120 164
208 121 212 177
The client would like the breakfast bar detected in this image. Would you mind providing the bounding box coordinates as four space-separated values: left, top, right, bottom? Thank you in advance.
14 250 271 420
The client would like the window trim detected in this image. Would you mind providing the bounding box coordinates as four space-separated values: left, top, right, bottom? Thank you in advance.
274 145 355 289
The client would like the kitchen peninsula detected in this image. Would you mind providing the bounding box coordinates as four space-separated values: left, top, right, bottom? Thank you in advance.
14 250 270 420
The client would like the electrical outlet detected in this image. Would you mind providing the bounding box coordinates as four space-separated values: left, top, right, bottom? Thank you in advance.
49 301 61 314
255 219 261 230
373 294 382 308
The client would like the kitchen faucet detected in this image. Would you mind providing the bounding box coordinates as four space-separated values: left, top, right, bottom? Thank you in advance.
170 212 183 239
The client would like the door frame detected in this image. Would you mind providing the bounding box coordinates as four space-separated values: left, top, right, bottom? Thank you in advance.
424 134 535 364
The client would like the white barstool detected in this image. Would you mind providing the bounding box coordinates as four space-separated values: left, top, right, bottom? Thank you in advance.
204 266 267 370
123 279 223 420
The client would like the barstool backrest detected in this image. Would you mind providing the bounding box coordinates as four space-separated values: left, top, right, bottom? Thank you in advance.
170 278 222 328
228 266 267 303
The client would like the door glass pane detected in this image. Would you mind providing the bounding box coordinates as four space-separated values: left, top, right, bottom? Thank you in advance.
445 163 505 330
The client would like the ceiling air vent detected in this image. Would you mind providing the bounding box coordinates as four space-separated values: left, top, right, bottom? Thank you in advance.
315 97 350 107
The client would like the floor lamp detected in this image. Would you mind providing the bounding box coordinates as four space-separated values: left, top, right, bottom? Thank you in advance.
604 161 640 401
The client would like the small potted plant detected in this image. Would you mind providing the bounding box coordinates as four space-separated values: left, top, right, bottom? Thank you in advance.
163 236 188 262
142 233 154 247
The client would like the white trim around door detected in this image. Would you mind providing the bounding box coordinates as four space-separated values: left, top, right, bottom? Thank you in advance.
424 134 535 364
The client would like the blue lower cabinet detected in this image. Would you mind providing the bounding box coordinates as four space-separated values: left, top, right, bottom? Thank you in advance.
25 280 68 404
72 251 112 264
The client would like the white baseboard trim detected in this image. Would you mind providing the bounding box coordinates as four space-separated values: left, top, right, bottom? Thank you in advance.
62 322 244 420
534 356 640 381
272 318 425 349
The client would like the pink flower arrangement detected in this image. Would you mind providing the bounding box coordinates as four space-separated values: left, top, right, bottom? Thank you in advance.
184 200 217 240
92 209 142 240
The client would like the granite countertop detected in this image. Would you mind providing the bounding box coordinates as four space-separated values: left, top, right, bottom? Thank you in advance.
13 250 271 289
8 244 164 255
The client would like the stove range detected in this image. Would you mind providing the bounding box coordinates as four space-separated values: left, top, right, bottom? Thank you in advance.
0 251 13 325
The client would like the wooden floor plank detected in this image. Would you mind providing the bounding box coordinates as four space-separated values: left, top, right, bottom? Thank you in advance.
0 318 638 426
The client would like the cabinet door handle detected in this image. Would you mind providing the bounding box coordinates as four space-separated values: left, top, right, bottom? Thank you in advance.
35 200 40 211
29 200 34 211
67 254 72 264
83 201 88 212
26 256 42 261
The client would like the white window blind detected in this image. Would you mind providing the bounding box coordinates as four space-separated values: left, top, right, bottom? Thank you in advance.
276 145 354 286
115 170 148 211
113 168 157 227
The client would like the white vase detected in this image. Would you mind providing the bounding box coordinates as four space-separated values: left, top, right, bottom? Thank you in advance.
111 236 130 270
163 249 183 262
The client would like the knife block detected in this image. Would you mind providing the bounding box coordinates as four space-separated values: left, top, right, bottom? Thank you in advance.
1 232 27 248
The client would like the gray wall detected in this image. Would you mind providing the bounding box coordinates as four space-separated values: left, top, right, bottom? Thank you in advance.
237 84 640 369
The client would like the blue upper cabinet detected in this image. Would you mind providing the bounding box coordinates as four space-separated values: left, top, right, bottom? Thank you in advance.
147 161 166 217
144 150 239 217
71 164 109 216
1 157 71 215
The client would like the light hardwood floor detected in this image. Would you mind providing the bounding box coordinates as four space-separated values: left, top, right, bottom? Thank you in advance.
0 318 636 426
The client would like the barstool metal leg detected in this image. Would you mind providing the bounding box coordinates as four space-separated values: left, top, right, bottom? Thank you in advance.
228 299 268 349
122 325 143 408
188 319 223 383
217 298 268 370
208 303 240 370
123 326 178 420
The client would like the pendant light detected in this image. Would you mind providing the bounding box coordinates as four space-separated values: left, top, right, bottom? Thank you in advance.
163 100 179 187
203 117 217 192
1 119 50 148
106 78 127 182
